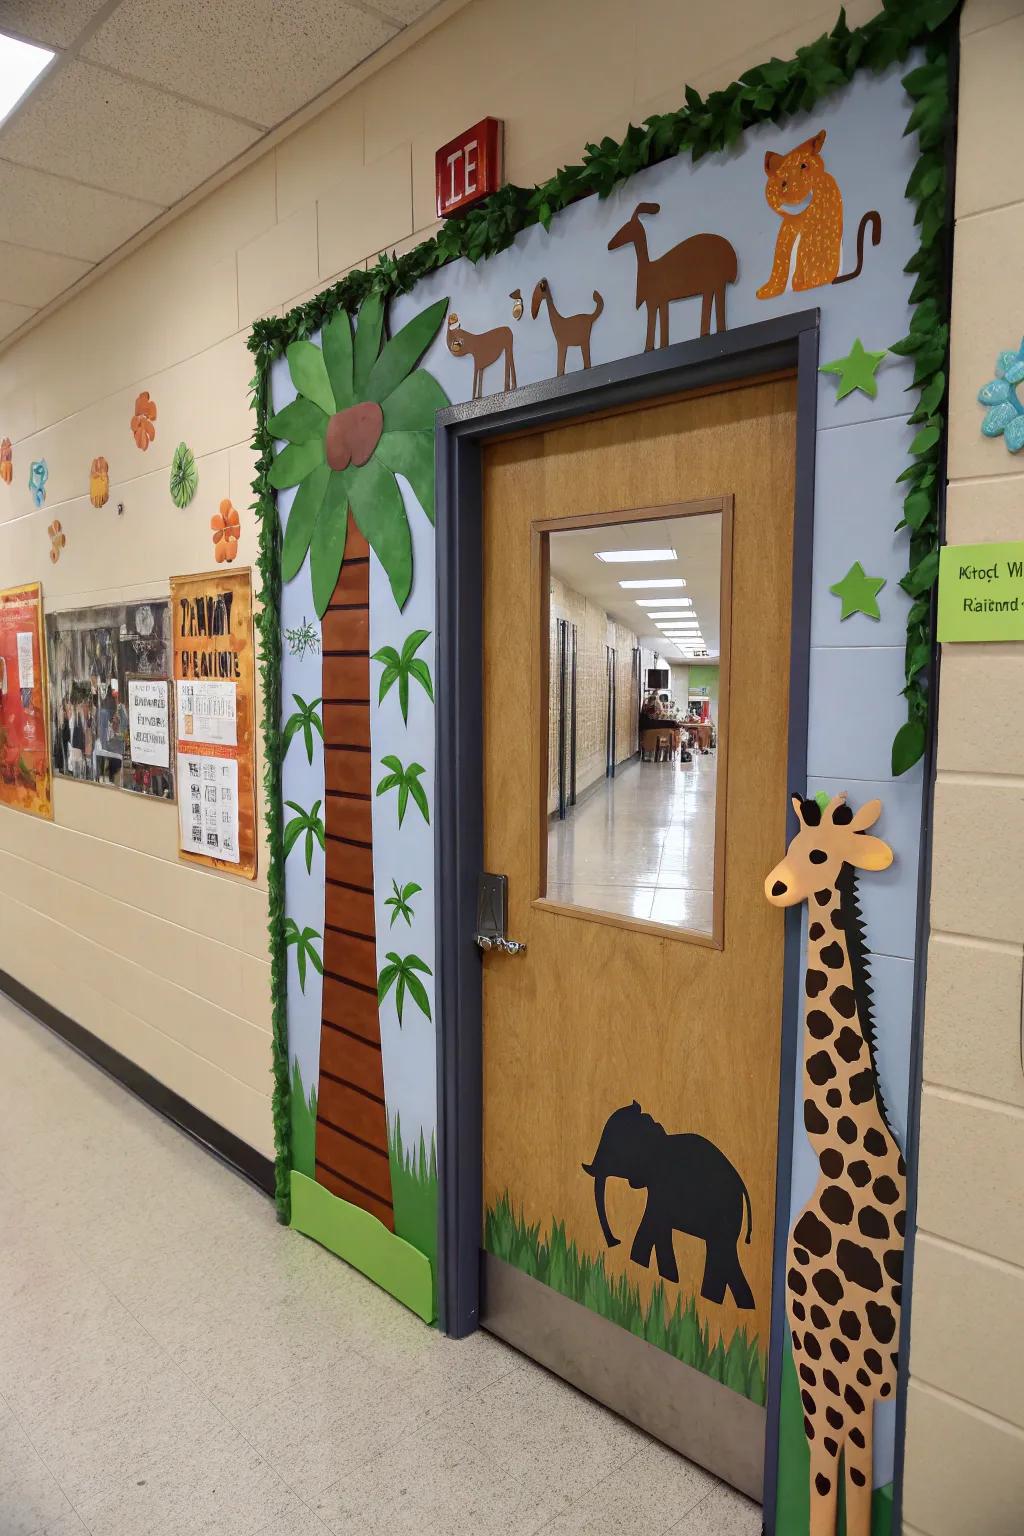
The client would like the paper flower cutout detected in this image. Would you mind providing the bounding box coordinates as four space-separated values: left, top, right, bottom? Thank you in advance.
211 498 240 562
28 459 48 508
978 338 1024 454
169 441 198 507
0 438 12 485
89 456 109 508
48 519 66 563
131 390 157 450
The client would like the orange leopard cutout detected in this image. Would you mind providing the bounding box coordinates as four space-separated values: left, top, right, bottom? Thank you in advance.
756 130 881 300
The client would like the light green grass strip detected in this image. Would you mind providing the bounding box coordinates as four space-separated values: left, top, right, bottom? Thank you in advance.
290 1170 435 1323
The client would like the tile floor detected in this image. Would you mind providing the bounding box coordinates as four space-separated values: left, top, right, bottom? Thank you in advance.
0 990 760 1536
547 751 717 934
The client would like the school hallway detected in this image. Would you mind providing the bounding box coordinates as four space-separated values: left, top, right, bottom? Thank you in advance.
0 992 759 1536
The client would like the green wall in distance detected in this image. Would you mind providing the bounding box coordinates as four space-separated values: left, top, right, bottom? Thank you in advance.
687 663 719 722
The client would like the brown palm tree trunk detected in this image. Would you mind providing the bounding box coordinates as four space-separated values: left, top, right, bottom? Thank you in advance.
316 517 394 1229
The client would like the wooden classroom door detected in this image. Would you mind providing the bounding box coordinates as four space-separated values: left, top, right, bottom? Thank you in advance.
479 377 797 1495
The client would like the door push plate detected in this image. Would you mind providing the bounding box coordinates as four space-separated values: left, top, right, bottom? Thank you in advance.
475 872 526 955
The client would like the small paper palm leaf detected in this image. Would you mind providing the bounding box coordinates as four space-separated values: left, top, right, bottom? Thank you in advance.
169 442 198 508
384 878 421 928
283 918 324 993
377 950 432 1025
283 799 326 873
372 629 433 723
282 693 324 765
375 756 429 827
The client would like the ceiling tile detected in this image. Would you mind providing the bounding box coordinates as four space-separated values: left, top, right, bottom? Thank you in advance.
0 300 36 343
82 0 397 129
0 0 112 49
0 59 262 204
374 0 446 22
0 159 161 261
0 240 93 308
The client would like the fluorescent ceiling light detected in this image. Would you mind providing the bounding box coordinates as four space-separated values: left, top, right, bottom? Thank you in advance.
619 578 686 590
634 597 691 608
0 33 54 127
595 548 676 564
657 623 700 632
645 609 694 619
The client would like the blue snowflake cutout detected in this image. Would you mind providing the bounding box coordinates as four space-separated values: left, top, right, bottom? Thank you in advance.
978 337 1024 454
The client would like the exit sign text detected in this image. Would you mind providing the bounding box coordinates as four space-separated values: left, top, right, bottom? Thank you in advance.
436 118 503 219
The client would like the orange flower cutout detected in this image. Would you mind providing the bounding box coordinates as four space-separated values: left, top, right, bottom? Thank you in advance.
211 498 240 563
130 390 157 450
0 437 11 485
48 519 66 563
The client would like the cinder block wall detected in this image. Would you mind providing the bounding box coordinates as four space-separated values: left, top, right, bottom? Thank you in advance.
901 2 1024 1531
0 0 880 1154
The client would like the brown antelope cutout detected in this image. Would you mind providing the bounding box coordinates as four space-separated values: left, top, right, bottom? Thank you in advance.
446 312 517 400
765 794 906 1536
607 202 737 351
756 129 882 299
530 279 604 376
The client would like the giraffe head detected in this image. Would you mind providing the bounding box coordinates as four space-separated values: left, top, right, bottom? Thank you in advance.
764 793 893 907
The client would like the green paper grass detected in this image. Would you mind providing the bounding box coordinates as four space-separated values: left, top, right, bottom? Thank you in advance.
390 1117 438 1314
485 1193 766 1404
290 1170 435 1322
290 1059 317 1180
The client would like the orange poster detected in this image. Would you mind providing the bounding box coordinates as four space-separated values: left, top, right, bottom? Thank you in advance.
0 582 52 820
170 568 257 880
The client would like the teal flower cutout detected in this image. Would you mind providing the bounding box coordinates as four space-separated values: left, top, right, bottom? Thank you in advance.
978 338 1024 454
28 459 47 508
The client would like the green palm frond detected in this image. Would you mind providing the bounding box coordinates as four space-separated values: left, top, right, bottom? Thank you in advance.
384 878 421 928
283 798 326 873
372 629 433 723
378 949 432 1025
375 756 429 827
282 693 324 765
283 918 323 993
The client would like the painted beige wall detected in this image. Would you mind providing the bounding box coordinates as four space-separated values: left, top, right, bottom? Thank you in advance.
902 2 1024 1531
0 0 880 1156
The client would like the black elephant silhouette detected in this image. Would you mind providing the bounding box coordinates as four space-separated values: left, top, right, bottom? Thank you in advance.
582 1100 755 1309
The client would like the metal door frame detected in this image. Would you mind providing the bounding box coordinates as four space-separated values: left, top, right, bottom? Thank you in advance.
434 310 820 1524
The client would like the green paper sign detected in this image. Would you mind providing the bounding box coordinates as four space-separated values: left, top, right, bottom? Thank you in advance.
938 541 1024 642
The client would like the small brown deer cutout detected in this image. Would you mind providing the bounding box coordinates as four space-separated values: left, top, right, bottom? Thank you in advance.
608 202 738 350
530 279 604 375
446 312 517 399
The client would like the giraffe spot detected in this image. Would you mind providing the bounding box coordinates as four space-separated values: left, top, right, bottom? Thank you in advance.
831 907 846 930
864 1347 883 1374
771 881 788 896
844 1384 865 1413
809 922 825 941
892 1284 902 1306
808 1051 836 1085
801 1389 817 1415
805 1100 829 1135
850 1468 867 1487
873 1176 899 1205
820 1148 844 1178
856 1368 871 1387
792 1332 803 1352
820 941 844 969
849 1159 871 1187
814 889 832 906
880 1382 892 1397
830 1339 850 1364
890 1351 899 1372
826 1405 844 1430
804 1415 815 1441
795 1247 810 1265
833 804 854 825
809 849 828 865
838 1117 858 1144
824 1435 838 1456
821 1186 854 1225
897 1154 906 1176
884 1250 903 1283
810 1305 829 1331
837 1239 884 1293
804 1332 822 1360
822 1368 840 1395
831 985 857 1018
806 970 828 998
835 1027 864 1063
792 1299 806 1321
826 1088 843 1108
788 1267 807 1295
849 1426 865 1449
858 1207 889 1240
813 1269 844 1305
794 1211 833 1257
815 1474 831 1496
802 799 823 825
808 1009 833 1039
839 1310 861 1340
849 1068 876 1105
863 1128 887 1157
866 1301 896 1344
894 1210 906 1237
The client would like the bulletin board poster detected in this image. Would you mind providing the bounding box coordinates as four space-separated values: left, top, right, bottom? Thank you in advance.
0 582 52 820
170 568 257 880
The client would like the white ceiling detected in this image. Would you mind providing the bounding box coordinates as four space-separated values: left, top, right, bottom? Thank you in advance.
548 512 723 663
0 0 442 344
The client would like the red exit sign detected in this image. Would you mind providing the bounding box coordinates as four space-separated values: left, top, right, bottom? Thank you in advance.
436 118 503 219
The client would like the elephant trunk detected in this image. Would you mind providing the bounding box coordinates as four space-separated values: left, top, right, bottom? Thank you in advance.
581 1161 619 1248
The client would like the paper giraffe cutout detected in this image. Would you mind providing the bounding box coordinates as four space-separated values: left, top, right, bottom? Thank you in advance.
765 794 906 1536
531 278 604 375
756 131 881 299
607 202 737 350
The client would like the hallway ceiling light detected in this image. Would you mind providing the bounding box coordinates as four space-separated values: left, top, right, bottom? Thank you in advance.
645 608 695 618
595 548 677 563
0 32 54 127
618 578 686 589
634 597 691 607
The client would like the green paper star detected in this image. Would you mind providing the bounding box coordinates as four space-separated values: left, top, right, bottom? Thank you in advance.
819 339 887 401
830 561 886 620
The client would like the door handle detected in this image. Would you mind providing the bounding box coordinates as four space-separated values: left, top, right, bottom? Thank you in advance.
475 872 527 955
